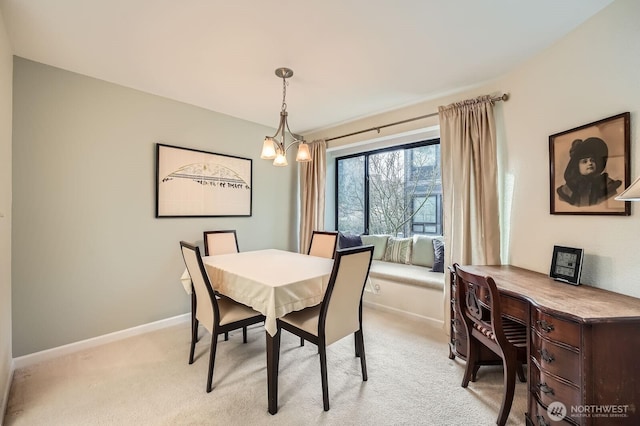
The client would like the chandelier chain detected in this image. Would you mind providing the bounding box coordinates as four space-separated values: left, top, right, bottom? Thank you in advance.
281 76 288 112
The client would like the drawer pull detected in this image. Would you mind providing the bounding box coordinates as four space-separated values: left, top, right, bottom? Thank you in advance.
536 415 550 426
537 382 555 395
536 319 555 333
539 349 555 363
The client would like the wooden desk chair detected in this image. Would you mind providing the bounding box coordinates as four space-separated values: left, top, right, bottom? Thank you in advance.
307 230 339 259
275 245 374 411
180 241 265 393
453 263 527 426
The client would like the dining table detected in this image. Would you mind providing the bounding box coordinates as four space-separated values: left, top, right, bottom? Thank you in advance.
181 248 334 414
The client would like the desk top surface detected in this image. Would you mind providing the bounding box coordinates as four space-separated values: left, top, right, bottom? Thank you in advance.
460 265 640 323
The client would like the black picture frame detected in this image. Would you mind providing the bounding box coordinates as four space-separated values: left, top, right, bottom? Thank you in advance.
549 112 630 215
155 143 252 218
549 245 584 286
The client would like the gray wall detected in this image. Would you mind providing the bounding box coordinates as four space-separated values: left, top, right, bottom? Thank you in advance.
0 7 13 411
12 58 296 356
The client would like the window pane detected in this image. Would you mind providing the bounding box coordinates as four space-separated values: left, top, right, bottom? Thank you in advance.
337 156 365 234
368 150 405 235
336 139 442 238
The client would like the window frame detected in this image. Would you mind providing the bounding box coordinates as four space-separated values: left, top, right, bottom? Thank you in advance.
334 138 441 236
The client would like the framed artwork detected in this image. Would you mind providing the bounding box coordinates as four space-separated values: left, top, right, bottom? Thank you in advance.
549 245 584 286
549 112 630 215
155 143 252 217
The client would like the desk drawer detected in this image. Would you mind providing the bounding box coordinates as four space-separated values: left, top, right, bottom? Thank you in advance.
532 308 580 348
530 360 581 412
501 294 528 323
528 399 575 426
531 330 581 385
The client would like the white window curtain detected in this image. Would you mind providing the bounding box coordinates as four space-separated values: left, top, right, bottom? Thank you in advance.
438 95 502 333
299 139 327 253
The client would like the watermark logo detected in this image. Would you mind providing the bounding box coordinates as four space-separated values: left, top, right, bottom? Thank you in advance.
547 401 567 421
547 401 632 420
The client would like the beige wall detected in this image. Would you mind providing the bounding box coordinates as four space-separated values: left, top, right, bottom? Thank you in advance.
501 0 639 296
309 0 640 298
0 7 12 415
11 58 296 356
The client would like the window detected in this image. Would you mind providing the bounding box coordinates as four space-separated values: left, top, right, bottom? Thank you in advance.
335 139 442 237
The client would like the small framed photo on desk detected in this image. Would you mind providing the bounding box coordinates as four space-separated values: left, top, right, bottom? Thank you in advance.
550 245 584 285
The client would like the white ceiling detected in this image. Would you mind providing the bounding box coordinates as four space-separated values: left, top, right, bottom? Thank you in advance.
0 0 613 134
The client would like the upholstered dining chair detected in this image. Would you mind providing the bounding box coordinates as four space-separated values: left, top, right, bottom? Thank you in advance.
203 230 245 342
453 263 527 426
203 230 239 256
276 245 374 411
307 230 339 259
180 241 265 393
299 230 340 347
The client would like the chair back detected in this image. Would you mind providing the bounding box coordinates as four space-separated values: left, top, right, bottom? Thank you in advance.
204 230 239 256
180 241 219 331
453 263 508 349
308 231 339 259
319 245 374 345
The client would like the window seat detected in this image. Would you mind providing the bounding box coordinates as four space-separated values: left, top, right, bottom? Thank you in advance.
338 233 446 327
364 258 445 327
368 260 444 290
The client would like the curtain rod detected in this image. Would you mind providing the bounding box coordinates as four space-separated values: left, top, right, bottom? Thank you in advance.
325 93 509 142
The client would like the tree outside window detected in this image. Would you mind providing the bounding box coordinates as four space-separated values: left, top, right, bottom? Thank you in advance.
336 140 442 237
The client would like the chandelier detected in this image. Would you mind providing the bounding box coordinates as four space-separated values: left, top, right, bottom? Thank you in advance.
260 67 312 166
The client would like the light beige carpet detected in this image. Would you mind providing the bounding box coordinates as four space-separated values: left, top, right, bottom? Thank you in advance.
4 308 526 425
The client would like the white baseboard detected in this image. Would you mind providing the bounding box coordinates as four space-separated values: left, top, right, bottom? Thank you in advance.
1 360 14 426
363 300 444 329
13 313 190 370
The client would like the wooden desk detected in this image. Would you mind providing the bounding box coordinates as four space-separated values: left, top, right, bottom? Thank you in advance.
450 265 640 426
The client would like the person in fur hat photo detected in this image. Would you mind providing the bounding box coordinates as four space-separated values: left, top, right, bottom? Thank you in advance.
556 137 622 207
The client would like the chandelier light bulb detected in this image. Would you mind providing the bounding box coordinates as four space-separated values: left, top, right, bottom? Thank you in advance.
261 138 277 159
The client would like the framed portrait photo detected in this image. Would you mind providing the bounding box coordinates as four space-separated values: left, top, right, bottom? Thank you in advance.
549 112 630 215
155 143 252 218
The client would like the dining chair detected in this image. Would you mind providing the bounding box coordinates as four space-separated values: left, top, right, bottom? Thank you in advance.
180 241 265 393
203 230 239 256
299 230 340 347
307 230 339 259
453 263 527 426
203 230 244 342
276 245 374 411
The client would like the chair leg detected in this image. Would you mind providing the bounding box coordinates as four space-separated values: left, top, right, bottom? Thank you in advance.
356 330 367 381
243 326 248 343
471 364 481 382
224 332 229 341
189 318 198 365
300 337 304 346
461 338 479 388
319 343 330 411
497 355 517 426
354 333 360 357
206 332 219 393
516 362 527 383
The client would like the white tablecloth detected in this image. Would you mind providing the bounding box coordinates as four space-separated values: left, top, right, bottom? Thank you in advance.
181 249 334 336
